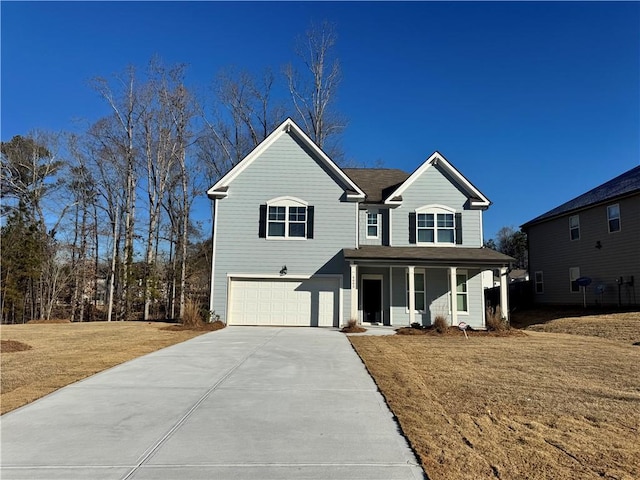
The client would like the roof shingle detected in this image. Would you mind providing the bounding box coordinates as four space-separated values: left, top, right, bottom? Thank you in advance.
342 168 410 203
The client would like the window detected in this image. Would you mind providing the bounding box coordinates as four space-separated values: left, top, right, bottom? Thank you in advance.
406 271 426 312
569 215 580 240
535 271 544 294
569 267 580 293
607 204 620 233
415 206 456 244
456 273 468 312
260 197 313 239
366 212 379 238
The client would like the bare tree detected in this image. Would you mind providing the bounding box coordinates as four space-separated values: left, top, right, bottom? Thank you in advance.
92 67 142 320
284 21 345 157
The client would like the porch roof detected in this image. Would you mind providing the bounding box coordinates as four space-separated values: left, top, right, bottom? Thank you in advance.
343 246 514 267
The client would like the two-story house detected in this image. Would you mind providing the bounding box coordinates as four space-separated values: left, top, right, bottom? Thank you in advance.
522 165 640 307
207 118 513 328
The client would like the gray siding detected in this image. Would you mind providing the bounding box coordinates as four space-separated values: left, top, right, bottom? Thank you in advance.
390 164 483 247
527 194 640 306
389 267 486 328
212 133 356 324
359 208 386 245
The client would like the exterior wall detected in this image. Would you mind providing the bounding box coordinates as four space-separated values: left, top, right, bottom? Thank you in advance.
358 266 391 325
359 208 383 246
527 194 640 306
389 266 486 329
390 163 483 247
212 132 356 324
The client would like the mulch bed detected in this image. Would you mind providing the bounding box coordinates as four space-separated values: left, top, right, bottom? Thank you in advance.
341 324 368 333
395 326 525 337
161 320 226 332
1 340 33 352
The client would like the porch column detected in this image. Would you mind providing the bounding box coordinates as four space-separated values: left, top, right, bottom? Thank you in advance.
408 265 416 325
500 266 510 324
350 263 358 322
449 266 458 326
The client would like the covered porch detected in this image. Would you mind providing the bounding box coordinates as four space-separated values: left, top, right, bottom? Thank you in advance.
343 246 514 329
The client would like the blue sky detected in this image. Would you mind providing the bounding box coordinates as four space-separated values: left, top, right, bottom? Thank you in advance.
2 1 639 241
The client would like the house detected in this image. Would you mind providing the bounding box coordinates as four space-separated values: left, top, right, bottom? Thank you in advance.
521 165 640 307
207 118 513 328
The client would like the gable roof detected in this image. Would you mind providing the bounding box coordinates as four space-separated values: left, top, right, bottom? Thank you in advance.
522 165 640 229
207 118 365 200
382 151 491 208
342 168 410 204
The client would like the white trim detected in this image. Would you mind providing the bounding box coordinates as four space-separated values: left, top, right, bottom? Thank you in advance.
384 151 491 208
389 266 394 325
415 207 457 245
350 263 358 321
455 269 469 315
607 203 621 233
355 203 359 248
569 214 580 241
389 208 393 246
268 196 308 206
449 266 458 326
408 266 416 325
208 199 219 317
534 271 544 294
207 118 365 199
415 204 455 213
405 267 427 314
361 274 384 324
366 211 380 239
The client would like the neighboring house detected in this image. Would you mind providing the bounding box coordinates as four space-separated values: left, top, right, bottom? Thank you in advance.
207 118 513 328
522 165 640 307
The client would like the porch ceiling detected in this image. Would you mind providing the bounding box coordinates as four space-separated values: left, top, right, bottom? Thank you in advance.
343 246 514 268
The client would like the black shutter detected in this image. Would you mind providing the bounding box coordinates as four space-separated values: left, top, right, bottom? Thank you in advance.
455 212 463 245
307 206 314 239
258 204 267 238
409 212 416 244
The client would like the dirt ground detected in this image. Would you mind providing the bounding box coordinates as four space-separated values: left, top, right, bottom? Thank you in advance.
350 312 640 480
0 321 212 414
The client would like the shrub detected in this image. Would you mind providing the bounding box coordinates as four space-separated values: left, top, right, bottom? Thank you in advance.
341 318 367 333
433 315 448 334
486 306 507 331
181 298 204 327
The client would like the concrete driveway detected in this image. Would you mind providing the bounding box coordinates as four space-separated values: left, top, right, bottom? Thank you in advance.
1 327 424 479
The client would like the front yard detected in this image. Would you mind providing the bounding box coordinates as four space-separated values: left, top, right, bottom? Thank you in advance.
0 322 212 414
350 312 640 480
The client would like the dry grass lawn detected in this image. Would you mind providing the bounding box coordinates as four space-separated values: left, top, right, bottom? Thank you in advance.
1 321 213 414
350 314 640 480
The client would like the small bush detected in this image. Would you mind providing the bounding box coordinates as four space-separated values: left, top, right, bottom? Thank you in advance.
341 318 367 333
486 306 507 331
181 299 204 327
433 315 448 334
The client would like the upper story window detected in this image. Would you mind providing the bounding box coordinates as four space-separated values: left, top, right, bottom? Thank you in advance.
569 215 580 240
366 212 379 238
411 205 461 245
259 197 314 240
607 204 620 233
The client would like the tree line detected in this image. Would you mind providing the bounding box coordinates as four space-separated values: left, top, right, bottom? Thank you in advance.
1 22 343 324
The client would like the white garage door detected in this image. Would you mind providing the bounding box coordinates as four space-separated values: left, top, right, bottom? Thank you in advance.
228 277 339 327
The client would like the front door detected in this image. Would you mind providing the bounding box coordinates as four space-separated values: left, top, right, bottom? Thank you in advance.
362 278 382 323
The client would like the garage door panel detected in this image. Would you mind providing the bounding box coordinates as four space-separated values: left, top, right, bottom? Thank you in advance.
229 278 339 326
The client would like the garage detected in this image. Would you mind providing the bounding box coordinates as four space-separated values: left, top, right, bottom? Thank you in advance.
228 277 340 327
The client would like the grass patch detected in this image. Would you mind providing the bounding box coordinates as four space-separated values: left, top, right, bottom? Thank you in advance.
350 320 640 480
0 321 213 414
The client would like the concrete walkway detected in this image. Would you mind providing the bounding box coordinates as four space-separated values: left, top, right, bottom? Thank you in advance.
1 327 424 480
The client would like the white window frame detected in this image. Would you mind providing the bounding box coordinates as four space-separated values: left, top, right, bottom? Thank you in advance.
266 196 308 240
569 267 580 293
535 271 544 294
405 268 427 313
456 271 469 314
569 215 580 241
366 212 379 239
416 204 456 245
607 204 620 233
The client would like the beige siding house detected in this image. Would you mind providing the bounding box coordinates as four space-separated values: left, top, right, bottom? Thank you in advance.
522 166 640 307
